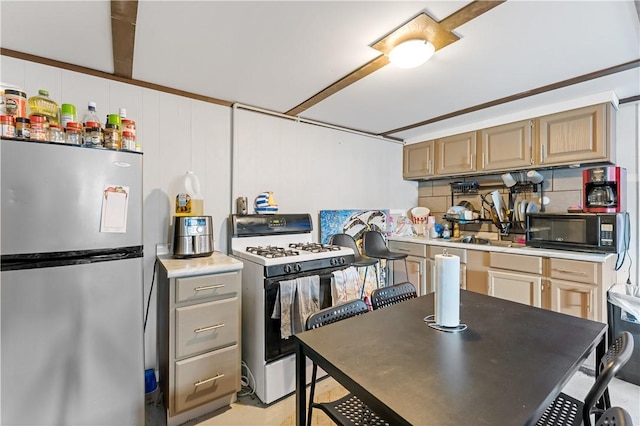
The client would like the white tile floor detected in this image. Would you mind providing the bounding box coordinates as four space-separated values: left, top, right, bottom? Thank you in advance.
147 371 640 425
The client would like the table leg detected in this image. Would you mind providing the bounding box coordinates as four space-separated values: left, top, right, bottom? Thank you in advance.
295 341 306 426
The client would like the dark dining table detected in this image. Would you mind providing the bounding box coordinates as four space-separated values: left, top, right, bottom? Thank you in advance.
294 290 607 426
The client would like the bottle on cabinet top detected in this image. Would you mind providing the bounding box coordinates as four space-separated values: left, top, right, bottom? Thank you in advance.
81 101 102 128
28 89 60 125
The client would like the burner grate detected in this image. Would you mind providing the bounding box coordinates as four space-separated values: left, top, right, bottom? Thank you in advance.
245 246 300 258
288 243 342 253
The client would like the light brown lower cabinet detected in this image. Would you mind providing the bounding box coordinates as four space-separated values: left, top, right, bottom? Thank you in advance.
548 278 598 321
488 269 544 308
547 257 608 322
484 251 613 322
158 266 242 426
465 250 489 295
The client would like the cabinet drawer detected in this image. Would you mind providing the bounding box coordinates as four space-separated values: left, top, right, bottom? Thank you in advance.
175 271 240 303
548 258 597 285
174 344 239 414
429 246 466 263
388 241 427 257
176 297 238 359
490 252 542 275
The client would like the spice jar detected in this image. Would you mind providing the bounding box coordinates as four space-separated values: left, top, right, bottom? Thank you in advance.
0 115 16 137
122 130 136 151
48 124 64 143
83 121 103 147
65 122 82 145
4 89 27 118
104 123 120 150
122 118 136 137
29 114 47 141
15 117 30 139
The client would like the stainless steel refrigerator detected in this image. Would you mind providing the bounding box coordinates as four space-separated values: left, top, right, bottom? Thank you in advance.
1 139 144 425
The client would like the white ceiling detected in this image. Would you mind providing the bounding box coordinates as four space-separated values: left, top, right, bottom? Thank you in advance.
2 1 639 142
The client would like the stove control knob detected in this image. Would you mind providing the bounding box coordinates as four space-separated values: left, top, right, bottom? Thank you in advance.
330 258 338 266
339 257 346 265
294 263 302 272
284 264 292 274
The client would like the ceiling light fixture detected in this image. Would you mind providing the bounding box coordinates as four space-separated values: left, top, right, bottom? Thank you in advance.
388 39 435 69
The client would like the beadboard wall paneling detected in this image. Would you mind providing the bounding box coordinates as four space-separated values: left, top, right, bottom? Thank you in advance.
233 108 415 230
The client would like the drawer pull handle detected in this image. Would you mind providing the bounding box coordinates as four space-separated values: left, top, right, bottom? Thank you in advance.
194 284 225 291
555 268 587 276
194 323 225 333
194 374 224 387
396 248 411 253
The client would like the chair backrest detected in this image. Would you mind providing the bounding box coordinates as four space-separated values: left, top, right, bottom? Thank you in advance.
362 231 388 257
305 299 369 330
370 282 417 310
594 406 633 426
330 233 361 256
583 331 634 426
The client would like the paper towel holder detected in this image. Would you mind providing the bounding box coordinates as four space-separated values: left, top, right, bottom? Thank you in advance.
424 315 468 333
425 248 468 332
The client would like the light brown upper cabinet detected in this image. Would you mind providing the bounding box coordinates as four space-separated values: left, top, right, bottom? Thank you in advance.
479 120 533 171
402 102 615 180
435 131 477 176
403 140 434 179
536 103 615 166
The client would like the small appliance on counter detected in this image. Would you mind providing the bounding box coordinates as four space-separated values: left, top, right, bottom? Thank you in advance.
173 215 214 258
583 166 626 213
526 212 627 253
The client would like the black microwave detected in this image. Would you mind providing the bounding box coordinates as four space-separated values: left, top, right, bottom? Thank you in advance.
526 212 626 253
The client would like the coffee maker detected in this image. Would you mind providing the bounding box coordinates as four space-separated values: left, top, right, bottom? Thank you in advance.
583 166 626 213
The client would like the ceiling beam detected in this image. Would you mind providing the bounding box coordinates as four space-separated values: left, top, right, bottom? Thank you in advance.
439 0 506 31
381 58 640 137
111 0 138 79
286 0 506 117
286 55 389 117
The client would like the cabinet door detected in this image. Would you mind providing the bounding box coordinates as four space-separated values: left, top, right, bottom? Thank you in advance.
392 256 426 296
479 120 532 171
548 278 598 321
488 270 543 307
466 250 489 295
435 131 477 176
536 103 612 166
403 141 434 179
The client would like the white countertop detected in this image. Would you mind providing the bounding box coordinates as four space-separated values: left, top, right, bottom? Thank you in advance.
387 235 617 263
158 251 243 278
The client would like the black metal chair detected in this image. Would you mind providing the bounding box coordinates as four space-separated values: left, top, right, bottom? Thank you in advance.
536 331 634 426
305 299 389 426
595 407 634 426
330 233 379 296
370 282 417 310
362 230 408 287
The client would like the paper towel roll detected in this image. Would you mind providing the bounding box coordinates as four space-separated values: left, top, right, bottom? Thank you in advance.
434 254 460 327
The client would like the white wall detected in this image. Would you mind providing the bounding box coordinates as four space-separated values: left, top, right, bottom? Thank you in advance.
1 55 418 370
614 102 640 285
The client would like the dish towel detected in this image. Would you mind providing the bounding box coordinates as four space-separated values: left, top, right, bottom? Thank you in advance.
331 267 362 304
272 279 297 339
271 276 320 339
294 275 320 335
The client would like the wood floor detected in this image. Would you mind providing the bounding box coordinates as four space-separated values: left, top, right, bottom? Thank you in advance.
146 371 640 425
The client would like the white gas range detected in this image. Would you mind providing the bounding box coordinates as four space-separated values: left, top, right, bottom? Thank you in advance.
229 213 354 404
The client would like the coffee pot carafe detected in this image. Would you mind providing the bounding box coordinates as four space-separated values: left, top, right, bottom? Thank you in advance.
587 186 616 207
